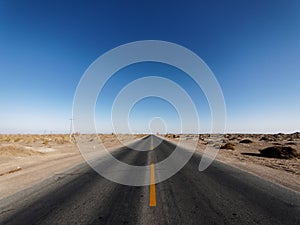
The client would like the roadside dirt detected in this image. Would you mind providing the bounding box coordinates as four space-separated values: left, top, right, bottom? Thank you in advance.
0 134 144 199
166 133 300 193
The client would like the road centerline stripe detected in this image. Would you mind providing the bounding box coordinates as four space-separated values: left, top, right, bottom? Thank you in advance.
149 137 157 207
149 163 156 206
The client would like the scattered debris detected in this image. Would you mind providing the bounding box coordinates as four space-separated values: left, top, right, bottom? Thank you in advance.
0 166 22 176
220 143 235 150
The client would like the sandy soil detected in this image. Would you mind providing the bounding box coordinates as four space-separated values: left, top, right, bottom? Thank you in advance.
165 132 300 193
0 134 144 199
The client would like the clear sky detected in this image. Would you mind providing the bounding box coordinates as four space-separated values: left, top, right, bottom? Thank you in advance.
0 0 299 134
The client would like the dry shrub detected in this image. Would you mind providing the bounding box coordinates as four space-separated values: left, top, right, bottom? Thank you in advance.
220 142 235 150
291 132 300 139
0 145 43 157
2 137 10 142
165 134 175 138
54 137 68 144
43 139 49 145
239 139 253 144
260 136 271 141
259 146 299 159
13 137 22 142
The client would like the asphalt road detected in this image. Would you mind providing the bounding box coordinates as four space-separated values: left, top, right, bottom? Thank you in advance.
0 135 299 224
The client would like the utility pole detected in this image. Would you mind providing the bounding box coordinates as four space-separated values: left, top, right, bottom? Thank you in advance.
69 118 73 143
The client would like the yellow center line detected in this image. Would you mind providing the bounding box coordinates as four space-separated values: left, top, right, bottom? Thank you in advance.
149 138 156 207
149 163 156 207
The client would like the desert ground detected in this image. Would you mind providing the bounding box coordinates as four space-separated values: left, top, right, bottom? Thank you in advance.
0 133 144 199
165 132 300 192
0 133 299 199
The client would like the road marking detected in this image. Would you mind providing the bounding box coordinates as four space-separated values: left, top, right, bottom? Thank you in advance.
149 137 156 206
149 163 156 206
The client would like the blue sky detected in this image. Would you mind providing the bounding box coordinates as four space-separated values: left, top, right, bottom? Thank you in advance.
0 0 299 133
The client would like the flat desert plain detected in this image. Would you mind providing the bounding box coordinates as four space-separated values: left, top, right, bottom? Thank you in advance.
0 133 299 199
166 133 300 192
0 134 144 199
